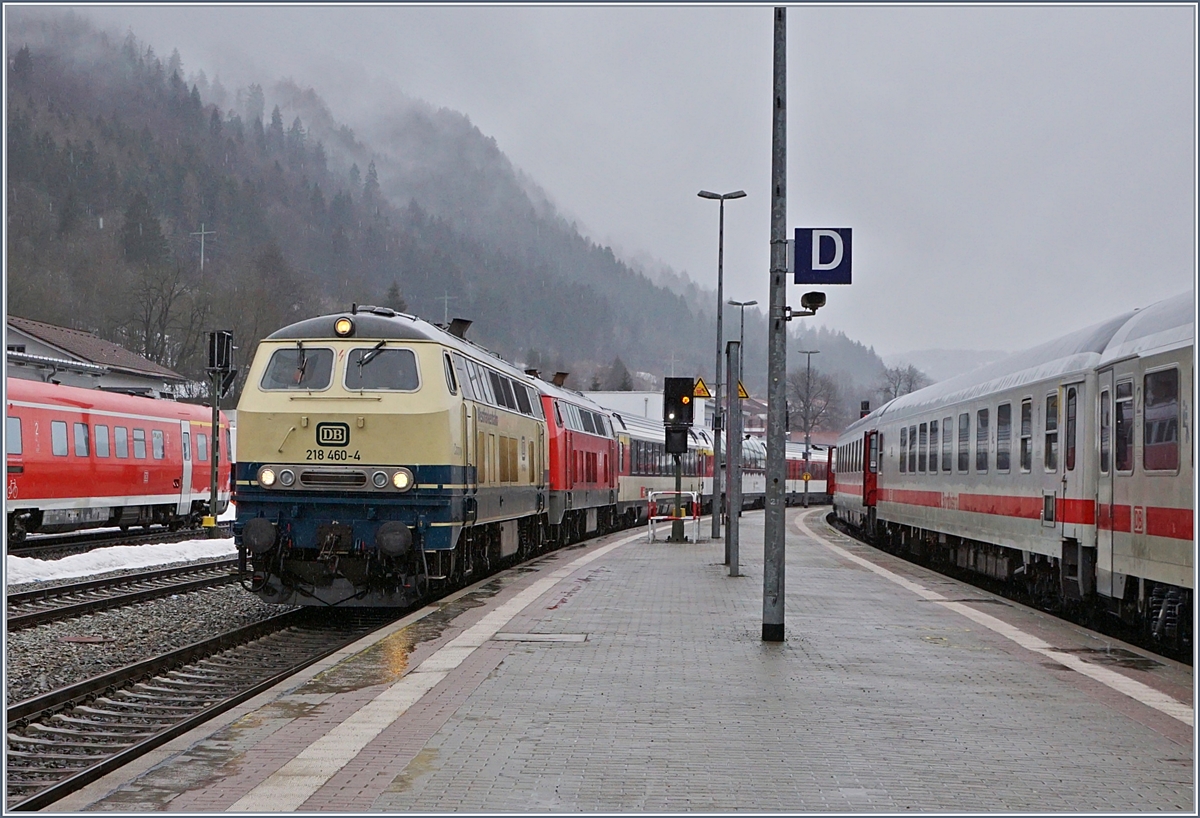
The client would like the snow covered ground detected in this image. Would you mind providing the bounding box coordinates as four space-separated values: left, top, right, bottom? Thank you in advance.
6 504 240 587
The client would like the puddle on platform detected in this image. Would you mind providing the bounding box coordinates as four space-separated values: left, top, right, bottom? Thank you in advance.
302 577 516 694
386 747 440 793
1053 647 1164 671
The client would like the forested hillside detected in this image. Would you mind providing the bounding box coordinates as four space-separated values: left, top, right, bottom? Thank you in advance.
5 11 895 427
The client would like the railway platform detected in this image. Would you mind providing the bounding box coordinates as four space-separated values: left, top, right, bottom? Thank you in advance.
54 508 1193 812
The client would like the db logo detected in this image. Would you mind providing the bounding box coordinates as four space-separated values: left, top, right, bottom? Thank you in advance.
1133 505 1146 535
316 422 351 447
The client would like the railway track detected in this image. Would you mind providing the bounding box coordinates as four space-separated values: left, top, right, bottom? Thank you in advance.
5 608 399 811
6 559 240 631
8 524 233 560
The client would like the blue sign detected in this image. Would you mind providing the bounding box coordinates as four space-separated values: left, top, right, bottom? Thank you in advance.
795 228 852 285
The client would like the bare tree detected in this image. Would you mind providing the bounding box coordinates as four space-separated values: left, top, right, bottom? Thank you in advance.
877 363 931 403
786 368 846 436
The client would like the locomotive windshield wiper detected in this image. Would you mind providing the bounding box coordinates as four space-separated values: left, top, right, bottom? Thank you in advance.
293 341 308 384
358 340 387 369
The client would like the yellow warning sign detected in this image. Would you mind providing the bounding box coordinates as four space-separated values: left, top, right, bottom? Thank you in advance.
692 378 711 398
737 381 750 399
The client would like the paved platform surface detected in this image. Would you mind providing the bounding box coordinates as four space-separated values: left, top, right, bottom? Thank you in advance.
56 508 1194 812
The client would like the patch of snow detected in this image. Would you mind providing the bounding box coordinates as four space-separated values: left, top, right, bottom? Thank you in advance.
6 538 236 586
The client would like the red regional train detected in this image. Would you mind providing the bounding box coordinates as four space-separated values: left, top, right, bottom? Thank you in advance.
5 378 233 541
834 291 1193 650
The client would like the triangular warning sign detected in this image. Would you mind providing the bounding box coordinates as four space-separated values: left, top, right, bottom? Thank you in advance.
692 378 711 398
737 381 750 399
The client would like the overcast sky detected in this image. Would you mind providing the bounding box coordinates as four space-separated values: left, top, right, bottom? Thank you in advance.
69 4 1196 356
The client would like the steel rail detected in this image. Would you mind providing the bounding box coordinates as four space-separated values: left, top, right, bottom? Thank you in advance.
6 559 240 630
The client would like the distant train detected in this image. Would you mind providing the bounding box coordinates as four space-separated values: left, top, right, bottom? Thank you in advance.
834 291 1192 651
232 305 832 607
5 379 233 541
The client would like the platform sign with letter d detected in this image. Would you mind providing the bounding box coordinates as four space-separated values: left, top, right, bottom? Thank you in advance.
794 228 852 285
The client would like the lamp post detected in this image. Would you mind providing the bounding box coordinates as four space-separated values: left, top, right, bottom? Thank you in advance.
797 349 820 507
728 299 757 377
698 188 746 540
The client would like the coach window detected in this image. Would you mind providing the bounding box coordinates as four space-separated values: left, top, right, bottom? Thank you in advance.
182 432 191 461
443 353 458 395
73 422 90 457
928 420 938 473
976 409 989 473
51 420 68 456
7 417 21 455
907 425 917 473
115 427 130 458
152 430 165 460
1143 368 1179 471
1099 389 1111 473
197 433 207 462
1044 394 1058 472
133 429 147 459
957 413 970 473
260 347 334 391
996 403 1011 472
346 348 420 391
899 427 907 473
1019 400 1032 472
95 425 110 458
941 417 952 472
918 423 928 473
1064 387 1078 471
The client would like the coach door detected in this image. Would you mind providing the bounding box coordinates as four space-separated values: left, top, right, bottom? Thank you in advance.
862 430 878 507
1096 370 1116 597
178 421 193 515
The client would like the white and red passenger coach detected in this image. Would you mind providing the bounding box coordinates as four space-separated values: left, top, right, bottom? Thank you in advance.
834 291 1193 648
6 379 232 541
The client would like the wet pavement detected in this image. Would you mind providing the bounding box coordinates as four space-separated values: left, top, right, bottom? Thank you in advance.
53 508 1193 812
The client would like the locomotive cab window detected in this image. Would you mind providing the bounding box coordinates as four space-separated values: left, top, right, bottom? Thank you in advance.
1144 368 1180 472
261 347 334 391
345 348 419 391
7 416 22 455
443 353 458 395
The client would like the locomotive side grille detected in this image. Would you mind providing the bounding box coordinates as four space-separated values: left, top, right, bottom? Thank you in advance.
300 469 367 487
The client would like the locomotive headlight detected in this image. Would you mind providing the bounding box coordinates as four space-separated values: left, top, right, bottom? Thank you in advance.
334 317 354 336
279 469 296 487
372 471 389 489
392 468 414 491
258 467 277 487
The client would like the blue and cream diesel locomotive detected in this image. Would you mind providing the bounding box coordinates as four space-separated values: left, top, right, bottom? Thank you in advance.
233 306 549 606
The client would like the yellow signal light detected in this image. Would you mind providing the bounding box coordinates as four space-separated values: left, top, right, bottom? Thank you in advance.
681 396 690 405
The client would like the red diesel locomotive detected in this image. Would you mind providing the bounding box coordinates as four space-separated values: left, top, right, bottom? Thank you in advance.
5 378 232 541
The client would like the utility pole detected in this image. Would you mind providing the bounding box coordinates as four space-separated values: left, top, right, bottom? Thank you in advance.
437 291 457 325
798 349 820 508
725 339 742 576
191 223 216 273
763 6 788 643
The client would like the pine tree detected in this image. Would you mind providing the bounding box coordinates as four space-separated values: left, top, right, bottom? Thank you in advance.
384 281 407 312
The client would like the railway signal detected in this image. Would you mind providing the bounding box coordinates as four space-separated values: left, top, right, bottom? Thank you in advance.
204 330 235 538
662 377 695 542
